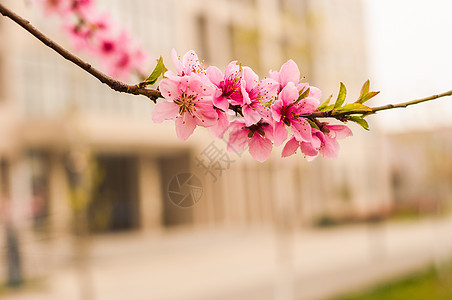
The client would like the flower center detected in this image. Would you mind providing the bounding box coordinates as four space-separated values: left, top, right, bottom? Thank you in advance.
174 93 196 114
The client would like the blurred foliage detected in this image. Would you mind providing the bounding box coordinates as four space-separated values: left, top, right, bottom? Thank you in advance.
334 261 452 300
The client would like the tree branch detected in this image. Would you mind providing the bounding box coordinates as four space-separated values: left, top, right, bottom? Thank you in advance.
308 89 452 119
0 3 162 102
370 90 452 113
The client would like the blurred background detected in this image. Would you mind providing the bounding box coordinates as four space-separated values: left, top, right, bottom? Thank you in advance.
0 0 451 299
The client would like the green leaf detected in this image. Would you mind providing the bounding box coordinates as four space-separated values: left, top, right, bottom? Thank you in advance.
335 103 373 113
318 104 335 112
356 80 380 103
317 94 333 111
349 116 369 130
334 82 347 109
296 87 310 102
360 80 370 99
145 56 167 85
359 91 380 103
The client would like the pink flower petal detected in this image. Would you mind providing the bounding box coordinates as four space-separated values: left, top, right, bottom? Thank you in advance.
184 74 203 96
311 133 322 148
171 48 183 75
249 134 272 162
271 99 284 122
227 127 248 154
182 50 201 74
257 78 279 102
291 118 312 142
279 82 299 106
206 66 223 86
159 78 180 100
224 61 240 78
281 137 300 158
243 105 262 126
299 97 320 114
262 123 274 141
320 135 339 159
273 121 288 147
309 86 322 99
241 79 251 105
152 101 179 123
300 141 319 157
279 59 300 87
242 67 258 92
193 102 218 127
296 82 309 92
212 92 229 111
210 110 229 138
175 112 197 141
326 125 353 139
269 70 280 84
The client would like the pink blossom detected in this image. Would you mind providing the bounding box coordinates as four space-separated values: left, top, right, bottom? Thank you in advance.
240 67 279 126
269 59 322 100
96 31 148 80
153 74 217 141
227 119 273 162
35 0 150 81
167 49 206 78
64 24 91 50
271 82 320 146
70 0 94 17
282 124 353 160
317 124 353 159
269 59 301 90
281 133 322 160
33 0 71 16
206 61 243 111
209 109 230 139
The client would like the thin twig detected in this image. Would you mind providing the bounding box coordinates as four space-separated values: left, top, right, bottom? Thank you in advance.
371 90 452 112
0 3 161 102
308 89 452 119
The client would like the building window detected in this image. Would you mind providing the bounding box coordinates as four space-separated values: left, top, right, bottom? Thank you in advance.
28 150 51 229
88 155 140 233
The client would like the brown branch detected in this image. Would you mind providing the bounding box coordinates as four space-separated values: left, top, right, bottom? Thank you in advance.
0 3 162 102
309 89 452 119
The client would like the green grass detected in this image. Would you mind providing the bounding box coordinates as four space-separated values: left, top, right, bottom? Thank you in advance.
334 262 452 300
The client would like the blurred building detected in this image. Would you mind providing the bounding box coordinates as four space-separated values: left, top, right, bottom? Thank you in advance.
387 129 452 216
0 0 397 281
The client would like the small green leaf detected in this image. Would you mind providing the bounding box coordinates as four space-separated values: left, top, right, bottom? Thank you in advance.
334 82 347 109
360 80 370 99
349 116 369 130
335 103 373 113
317 94 333 111
318 104 335 112
359 91 380 103
296 87 310 102
145 56 167 85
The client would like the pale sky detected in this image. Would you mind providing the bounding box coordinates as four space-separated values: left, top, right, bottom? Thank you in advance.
363 0 452 132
